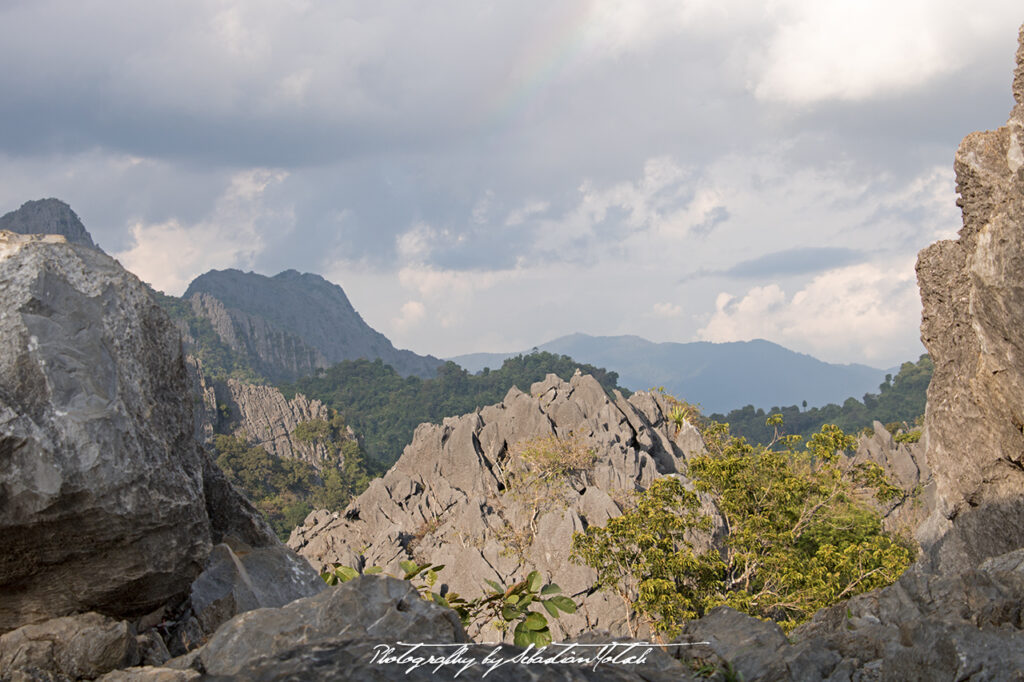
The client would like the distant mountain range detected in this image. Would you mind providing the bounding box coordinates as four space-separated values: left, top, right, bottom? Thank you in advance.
451 334 887 414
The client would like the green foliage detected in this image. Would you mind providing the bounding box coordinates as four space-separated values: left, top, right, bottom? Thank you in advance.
571 477 717 640
321 564 575 648
572 417 914 636
152 289 266 384
709 355 932 446
284 353 626 469
213 426 371 541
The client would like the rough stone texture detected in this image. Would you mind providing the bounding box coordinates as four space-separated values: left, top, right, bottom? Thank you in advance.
0 231 212 631
187 356 355 470
186 541 326 637
184 269 443 381
0 612 139 681
170 575 688 681
0 231 324 646
0 199 99 250
850 421 934 537
914 22 1024 575
99 669 200 682
289 371 713 640
174 576 466 677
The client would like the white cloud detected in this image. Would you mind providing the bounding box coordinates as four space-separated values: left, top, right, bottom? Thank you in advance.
697 261 921 365
652 302 683 318
393 299 425 332
114 168 288 294
751 0 1021 104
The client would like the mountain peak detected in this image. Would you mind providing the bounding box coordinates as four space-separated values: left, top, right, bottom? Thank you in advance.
0 198 98 250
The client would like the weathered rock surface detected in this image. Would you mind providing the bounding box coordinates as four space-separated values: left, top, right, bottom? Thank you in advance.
915 22 1024 575
0 231 212 631
187 357 347 470
168 575 690 681
184 269 443 381
0 231 323 655
0 198 99 250
289 371 712 640
0 612 140 680
850 421 934 537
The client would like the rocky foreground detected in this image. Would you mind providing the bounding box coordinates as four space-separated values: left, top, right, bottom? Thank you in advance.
1 22 1024 682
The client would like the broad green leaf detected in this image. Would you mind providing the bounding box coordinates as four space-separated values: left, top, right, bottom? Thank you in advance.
540 583 561 596
526 571 543 593
541 600 559 618
548 596 577 614
521 612 547 631
364 566 384 575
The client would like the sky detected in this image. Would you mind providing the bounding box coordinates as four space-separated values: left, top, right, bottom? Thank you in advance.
0 1 1020 369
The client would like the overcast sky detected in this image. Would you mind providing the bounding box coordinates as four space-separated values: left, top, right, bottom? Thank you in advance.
1 2 1020 368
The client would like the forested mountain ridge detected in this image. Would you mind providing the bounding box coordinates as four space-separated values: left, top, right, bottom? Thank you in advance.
170 268 444 382
711 354 933 445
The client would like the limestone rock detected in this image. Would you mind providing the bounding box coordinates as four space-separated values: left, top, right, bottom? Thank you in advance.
0 231 212 631
0 199 99 250
850 421 935 537
289 371 713 640
915 21 1024 573
0 230 323 643
183 269 443 382
174 575 467 677
0 612 139 680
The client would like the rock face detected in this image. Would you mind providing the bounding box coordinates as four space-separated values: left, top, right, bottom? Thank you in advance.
289 371 712 639
0 231 323 642
0 231 212 631
914 22 1024 574
0 198 99 250
183 269 443 382
850 421 934 537
188 358 345 470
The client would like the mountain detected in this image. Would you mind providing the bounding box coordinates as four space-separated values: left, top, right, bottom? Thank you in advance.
451 333 886 414
0 198 99 250
180 268 443 382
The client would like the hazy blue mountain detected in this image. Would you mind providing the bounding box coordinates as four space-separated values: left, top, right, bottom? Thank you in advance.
451 333 886 414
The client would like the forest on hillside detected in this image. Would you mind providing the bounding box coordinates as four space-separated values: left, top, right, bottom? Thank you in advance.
709 355 933 445
284 352 625 469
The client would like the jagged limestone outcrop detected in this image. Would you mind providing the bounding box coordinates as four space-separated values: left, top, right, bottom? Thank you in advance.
0 198 99 250
289 371 712 640
0 231 324 676
914 22 1024 574
850 421 933 537
183 269 443 382
188 358 347 470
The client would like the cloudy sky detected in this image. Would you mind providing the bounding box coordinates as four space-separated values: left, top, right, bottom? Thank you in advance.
1 1 1020 368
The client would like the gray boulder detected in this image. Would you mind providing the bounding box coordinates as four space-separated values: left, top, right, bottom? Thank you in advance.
0 231 323 648
0 612 139 681
0 231 212 632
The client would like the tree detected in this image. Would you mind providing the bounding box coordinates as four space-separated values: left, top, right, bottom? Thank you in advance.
572 416 914 636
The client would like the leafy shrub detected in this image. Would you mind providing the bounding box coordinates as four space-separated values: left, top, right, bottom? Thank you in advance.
572 415 915 637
